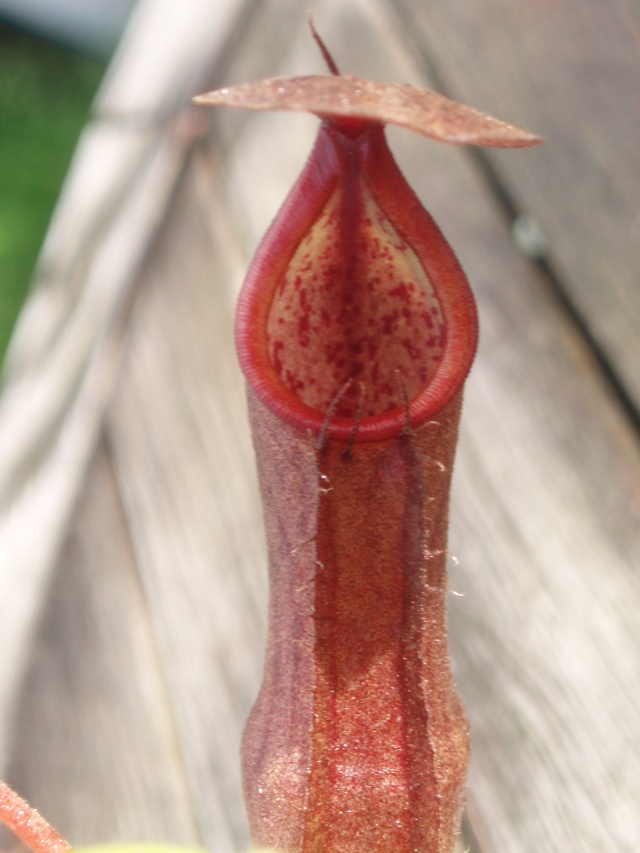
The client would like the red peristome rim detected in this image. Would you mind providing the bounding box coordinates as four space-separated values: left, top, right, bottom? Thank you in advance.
235 122 478 442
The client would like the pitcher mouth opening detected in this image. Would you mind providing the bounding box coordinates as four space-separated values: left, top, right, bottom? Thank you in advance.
236 123 477 442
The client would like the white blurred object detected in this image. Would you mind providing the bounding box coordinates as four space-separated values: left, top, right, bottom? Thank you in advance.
0 0 136 53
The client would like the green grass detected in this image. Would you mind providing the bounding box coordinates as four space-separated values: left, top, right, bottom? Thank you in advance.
0 21 106 364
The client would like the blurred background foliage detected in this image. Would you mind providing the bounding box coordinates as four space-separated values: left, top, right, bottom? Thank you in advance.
0 20 107 364
0 0 136 365
0 19 106 363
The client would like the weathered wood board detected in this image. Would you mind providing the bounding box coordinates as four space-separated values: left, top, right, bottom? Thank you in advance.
394 0 640 413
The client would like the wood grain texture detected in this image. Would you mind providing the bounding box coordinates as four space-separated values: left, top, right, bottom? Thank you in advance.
104 153 266 853
1 0 639 852
393 0 640 414
4 445 201 848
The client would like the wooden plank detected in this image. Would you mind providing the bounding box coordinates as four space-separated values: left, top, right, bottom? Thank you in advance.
353 5 640 849
391 0 640 413
4 444 201 848
0 0 253 774
0 120 184 771
95 0 258 117
106 154 266 852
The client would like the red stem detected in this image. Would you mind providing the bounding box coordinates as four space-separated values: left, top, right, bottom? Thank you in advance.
0 781 72 853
